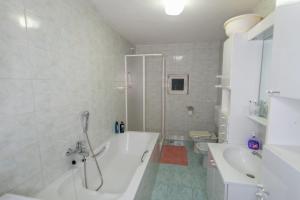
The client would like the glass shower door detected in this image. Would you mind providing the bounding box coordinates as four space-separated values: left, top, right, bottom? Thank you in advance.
145 56 163 133
126 56 143 131
125 55 165 136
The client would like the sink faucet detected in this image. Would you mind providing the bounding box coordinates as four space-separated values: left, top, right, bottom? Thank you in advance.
66 141 89 157
252 150 262 159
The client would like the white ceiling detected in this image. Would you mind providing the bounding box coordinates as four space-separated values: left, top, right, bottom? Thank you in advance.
91 0 260 44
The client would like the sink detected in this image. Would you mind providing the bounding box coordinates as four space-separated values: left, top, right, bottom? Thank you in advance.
223 147 261 178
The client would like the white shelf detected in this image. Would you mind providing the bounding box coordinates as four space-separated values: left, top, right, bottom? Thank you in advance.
215 85 231 90
247 115 268 126
216 75 229 79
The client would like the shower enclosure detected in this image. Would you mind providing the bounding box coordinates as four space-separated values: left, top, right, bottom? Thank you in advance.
125 54 166 141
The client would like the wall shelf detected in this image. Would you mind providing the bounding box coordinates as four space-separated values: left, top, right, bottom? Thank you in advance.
215 85 231 90
247 115 268 126
216 75 229 79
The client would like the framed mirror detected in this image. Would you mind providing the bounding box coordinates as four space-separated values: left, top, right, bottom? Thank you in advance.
258 35 273 118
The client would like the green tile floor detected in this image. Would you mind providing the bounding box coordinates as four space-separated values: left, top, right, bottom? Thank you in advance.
151 141 208 200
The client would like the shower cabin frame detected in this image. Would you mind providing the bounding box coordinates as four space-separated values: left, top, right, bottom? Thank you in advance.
124 54 166 139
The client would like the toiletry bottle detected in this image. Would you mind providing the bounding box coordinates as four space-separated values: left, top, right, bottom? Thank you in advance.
120 121 125 133
248 133 260 150
115 121 119 134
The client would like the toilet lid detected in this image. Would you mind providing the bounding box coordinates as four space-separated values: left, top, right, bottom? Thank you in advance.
196 142 209 152
189 131 211 139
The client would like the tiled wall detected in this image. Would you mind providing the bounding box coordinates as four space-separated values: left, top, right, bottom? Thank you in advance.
136 43 221 139
0 0 132 196
254 0 276 17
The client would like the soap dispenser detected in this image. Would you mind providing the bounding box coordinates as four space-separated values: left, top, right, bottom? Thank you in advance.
248 132 260 150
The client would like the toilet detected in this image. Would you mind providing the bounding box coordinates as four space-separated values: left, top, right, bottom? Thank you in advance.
189 131 218 167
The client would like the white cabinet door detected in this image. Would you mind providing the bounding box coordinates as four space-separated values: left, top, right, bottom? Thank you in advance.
207 164 215 200
260 147 300 200
207 150 226 200
270 3 300 99
261 165 287 200
214 168 226 200
207 166 225 200
207 150 216 200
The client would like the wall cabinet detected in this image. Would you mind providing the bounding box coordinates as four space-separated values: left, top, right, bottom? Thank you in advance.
219 35 263 144
269 3 300 99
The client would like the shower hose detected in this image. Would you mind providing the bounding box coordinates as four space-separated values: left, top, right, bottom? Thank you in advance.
81 111 104 191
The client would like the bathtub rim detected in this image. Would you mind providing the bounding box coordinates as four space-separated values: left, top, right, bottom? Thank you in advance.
35 131 160 200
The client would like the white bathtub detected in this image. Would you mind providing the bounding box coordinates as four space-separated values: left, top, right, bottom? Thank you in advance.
36 131 160 200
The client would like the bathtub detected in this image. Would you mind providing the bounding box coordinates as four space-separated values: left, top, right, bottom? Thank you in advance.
36 131 160 200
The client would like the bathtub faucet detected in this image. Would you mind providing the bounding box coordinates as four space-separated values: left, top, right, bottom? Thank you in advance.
66 141 90 157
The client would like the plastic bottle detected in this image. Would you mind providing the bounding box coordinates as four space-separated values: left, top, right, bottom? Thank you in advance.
115 121 119 134
120 121 125 133
248 133 260 150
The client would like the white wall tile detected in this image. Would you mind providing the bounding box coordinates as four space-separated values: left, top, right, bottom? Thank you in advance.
0 0 132 196
136 42 221 138
0 113 37 156
0 40 33 79
0 3 26 43
0 80 34 115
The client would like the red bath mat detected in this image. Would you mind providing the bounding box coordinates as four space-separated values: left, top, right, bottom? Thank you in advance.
160 145 188 166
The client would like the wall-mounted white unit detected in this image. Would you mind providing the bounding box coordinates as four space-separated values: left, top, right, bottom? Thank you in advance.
266 97 300 145
220 34 263 144
267 3 300 100
250 3 300 147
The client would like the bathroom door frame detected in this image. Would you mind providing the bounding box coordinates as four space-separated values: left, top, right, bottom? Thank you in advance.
124 54 166 137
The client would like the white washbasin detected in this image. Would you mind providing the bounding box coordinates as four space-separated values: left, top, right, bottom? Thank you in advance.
223 147 261 178
0 194 40 200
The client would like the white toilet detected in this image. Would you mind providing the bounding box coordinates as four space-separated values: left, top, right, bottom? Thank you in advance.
189 131 218 167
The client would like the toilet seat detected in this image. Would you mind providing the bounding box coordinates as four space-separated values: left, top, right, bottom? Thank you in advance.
189 131 211 140
195 142 209 153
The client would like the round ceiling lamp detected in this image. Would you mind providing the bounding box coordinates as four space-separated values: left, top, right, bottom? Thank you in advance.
164 0 185 16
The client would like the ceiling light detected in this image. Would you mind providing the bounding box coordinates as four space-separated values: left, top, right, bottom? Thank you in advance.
164 0 185 16
18 16 40 29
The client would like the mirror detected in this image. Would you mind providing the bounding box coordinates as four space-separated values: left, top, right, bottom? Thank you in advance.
258 35 273 118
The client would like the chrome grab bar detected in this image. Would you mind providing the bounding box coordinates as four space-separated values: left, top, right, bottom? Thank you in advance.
141 150 149 163
93 146 107 158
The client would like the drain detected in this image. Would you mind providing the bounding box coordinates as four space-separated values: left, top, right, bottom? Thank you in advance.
246 173 255 179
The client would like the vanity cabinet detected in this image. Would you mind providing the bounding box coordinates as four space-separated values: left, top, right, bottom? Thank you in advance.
207 149 258 200
268 3 300 99
207 150 227 200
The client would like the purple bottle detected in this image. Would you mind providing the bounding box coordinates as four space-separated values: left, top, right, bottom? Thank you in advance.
248 134 260 150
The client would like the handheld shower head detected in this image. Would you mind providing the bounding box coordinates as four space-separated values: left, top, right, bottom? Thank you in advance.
81 111 89 133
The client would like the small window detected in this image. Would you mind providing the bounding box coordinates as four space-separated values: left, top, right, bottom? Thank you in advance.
168 74 189 95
